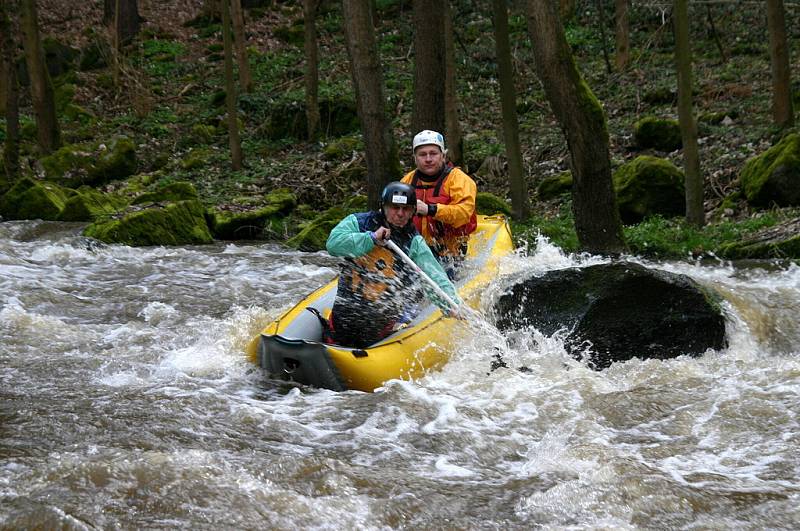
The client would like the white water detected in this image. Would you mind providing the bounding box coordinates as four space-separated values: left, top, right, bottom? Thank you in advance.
1 221 799 529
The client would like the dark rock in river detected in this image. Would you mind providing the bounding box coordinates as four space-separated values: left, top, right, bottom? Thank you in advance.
494 262 727 369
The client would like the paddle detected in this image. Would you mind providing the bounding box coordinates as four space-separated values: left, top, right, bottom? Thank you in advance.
385 239 472 319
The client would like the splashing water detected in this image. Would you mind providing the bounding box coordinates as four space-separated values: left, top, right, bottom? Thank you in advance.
2 221 799 529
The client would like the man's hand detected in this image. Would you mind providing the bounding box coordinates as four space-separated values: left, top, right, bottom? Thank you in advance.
372 226 391 246
416 199 428 216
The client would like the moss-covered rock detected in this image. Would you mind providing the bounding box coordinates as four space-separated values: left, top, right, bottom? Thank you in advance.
41 137 138 187
58 186 124 221
286 196 367 251
537 171 573 201
190 123 216 145
83 200 213 246
476 192 512 216
613 155 685 224
131 181 199 205
210 189 297 240
633 116 682 152
739 133 800 208
323 136 361 160
0 176 70 220
181 147 212 170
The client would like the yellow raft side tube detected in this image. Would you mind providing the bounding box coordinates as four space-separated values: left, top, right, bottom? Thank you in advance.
245 215 514 392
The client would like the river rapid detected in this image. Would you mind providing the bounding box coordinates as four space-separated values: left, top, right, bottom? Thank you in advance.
1 220 799 530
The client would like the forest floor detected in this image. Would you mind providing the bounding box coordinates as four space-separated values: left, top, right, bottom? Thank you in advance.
6 0 800 257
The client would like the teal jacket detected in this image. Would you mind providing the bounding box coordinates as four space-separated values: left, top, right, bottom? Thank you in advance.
326 212 461 314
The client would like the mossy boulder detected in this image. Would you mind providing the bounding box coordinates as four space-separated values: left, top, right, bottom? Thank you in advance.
41 137 137 187
131 181 199 205
210 189 297 240
633 116 682 152
739 133 800 208
537 171 573 201
476 192 512 216
181 147 212 170
613 155 685 224
286 196 367 251
83 200 213 246
0 176 70 220
190 123 216 145
58 187 124 222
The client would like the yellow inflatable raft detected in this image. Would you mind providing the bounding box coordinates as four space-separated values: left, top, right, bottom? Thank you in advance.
245 215 514 392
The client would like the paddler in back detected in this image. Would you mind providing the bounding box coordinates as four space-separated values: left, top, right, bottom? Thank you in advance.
325 181 461 348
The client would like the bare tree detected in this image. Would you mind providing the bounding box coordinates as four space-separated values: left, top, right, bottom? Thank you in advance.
766 0 794 128
674 0 703 226
103 0 140 45
492 0 528 220
342 0 401 205
1 0 20 181
615 0 630 71
230 0 253 93
222 0 242 170
443 1 463 166
525 0 626 253
20 0 60 154
411 0 446 134
304 0 320 139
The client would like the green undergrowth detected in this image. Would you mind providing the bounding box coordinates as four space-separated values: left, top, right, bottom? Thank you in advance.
512 204 795 259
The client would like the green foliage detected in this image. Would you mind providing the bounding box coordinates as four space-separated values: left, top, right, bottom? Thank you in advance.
623 214 784 258
513 203 580 253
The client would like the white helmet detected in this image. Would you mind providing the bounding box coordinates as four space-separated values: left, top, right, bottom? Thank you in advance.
412 130 445 153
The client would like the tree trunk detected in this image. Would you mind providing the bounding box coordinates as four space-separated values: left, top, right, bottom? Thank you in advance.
304 0 320 139
411 0 446 134
342 0 400 206
1 0 20 181
20 0 60 154
230 0 253 93
525 0 626 254
492 0 528 220
614 0 630 71
674 0 704 227
103 0 140 44
443 1 463 167
766 0 794 128
222 0 242 170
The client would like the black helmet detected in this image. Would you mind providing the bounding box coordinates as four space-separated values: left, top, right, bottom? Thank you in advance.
380 181 415 209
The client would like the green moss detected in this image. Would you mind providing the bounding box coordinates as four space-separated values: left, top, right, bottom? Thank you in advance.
476 192 512 216
83 200 213 246
0 176 69 220
131 181 199 205
210 189 297 240
613 155 685 224
633 116 682 151
739 133 800 207
181 148 212 170
286 205 357 251
537 171 573 201
190 123 216 145
58 187 123 221
41 137 137 187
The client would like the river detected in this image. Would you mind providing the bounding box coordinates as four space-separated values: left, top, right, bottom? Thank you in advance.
1 220 799 530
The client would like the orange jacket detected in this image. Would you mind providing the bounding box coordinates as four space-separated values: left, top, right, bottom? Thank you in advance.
401 166 477 256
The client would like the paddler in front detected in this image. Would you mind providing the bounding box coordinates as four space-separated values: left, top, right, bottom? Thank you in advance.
325 181 461 348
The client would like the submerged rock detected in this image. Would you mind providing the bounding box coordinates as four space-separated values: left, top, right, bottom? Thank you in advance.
494 262 727 369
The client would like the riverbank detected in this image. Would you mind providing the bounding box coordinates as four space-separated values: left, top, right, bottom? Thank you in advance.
1 1 799 259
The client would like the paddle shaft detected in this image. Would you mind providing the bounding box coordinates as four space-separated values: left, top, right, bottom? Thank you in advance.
384 239 461 313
